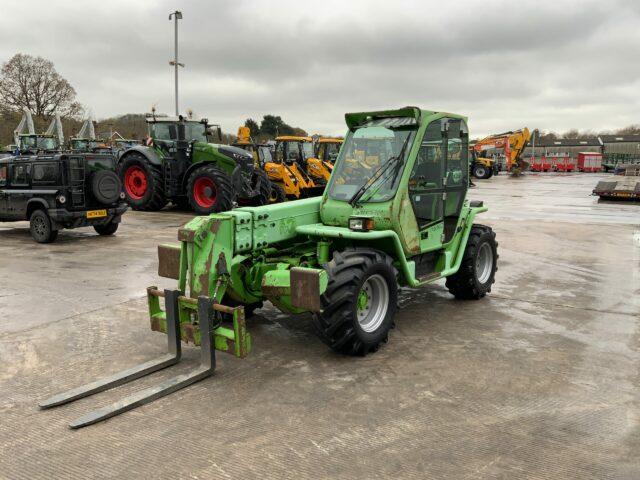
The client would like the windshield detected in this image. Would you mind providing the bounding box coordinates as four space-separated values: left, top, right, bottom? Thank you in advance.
258 146 273 165
327 126 416 203
151 122 208 142
72 140 89 150
38 137 57 150
302 142 313 159
321 142 341 161
20 136 37 149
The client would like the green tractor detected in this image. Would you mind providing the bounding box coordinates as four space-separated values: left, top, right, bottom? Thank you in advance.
117 114 272 214
40 107 499 428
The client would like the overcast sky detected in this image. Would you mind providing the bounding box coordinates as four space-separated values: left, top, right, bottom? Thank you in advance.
0 0 638 137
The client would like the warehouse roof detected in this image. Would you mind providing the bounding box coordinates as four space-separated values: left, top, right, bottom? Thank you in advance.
599 134 640 143
529 137 601 147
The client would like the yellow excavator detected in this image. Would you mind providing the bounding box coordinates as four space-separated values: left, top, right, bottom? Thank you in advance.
471 128 531 178
269 136 324 198
309 137 343 184
232 127 287 202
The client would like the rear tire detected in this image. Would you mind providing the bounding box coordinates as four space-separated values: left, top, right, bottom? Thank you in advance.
446 224 498 299
94 221 119 236
187 164 234 214
118 153 167 211
30 209 58 243
312 248 398 356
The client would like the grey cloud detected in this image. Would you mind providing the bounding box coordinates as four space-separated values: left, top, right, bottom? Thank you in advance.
0 0 638 136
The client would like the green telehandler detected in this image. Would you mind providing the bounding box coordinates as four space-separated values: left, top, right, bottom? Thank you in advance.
40 107 498 428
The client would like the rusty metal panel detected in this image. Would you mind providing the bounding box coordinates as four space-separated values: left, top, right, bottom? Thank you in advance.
178 228 196 242
291 267 321 312
158 244 181 279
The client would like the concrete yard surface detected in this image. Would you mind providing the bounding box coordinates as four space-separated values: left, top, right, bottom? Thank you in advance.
0 173 638 479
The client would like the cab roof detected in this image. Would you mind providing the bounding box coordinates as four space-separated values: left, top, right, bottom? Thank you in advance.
145 113 208 124
276 136 313 142
344 107 467 130
317 137 343 143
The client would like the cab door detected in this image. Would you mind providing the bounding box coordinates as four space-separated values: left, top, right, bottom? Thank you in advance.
408 120 446 252
0 163 8 219
6 162 32 219
442 118 469 243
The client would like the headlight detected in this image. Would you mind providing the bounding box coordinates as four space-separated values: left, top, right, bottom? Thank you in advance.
57 195 66 204
349 216 374 231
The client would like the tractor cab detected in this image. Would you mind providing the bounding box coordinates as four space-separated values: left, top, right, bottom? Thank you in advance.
147 115 213 157
315 137 343 163
69 138 110 153
232 126 273 168
268 136 324 198
275 136 314 168
320 107 471 256
18 134 59 154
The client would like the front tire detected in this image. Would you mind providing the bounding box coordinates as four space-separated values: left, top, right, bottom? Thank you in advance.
119 153 167 211
446 224 498 299
312 248 398 356
94 221 119 236
30 209 58 243
249 169 271 206
187 164 234 214
269 183 286 203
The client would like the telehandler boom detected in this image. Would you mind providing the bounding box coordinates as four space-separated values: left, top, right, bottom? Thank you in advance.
41 107 498 428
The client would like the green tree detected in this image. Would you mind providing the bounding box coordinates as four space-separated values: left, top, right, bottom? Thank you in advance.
0 54 82 117
244 118 260 138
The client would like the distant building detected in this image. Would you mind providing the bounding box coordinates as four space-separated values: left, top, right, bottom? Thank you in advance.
523 138 601 159
598 134 640 169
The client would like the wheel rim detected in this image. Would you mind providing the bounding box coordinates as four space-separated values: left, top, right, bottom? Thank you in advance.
124 166 148 200
193 177 217 208
476 167 486 177
33 216 46 237
476 243 493 284
356 274 389 333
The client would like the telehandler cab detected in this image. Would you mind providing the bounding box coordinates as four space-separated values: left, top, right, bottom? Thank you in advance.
41 107 498 428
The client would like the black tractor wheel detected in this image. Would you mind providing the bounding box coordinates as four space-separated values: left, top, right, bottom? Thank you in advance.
446 224 498 299
119 153 167 211
94 221 119 236
472 163 491 179
187 164 234 214
29 209 58 243
243 169 271 207
312 248 398 356
269 183 286 203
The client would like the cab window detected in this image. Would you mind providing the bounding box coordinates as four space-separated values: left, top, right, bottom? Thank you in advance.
0 165 7 186
32 163 60 184
12 163 31 186
408 121 444 227
152 123 177 141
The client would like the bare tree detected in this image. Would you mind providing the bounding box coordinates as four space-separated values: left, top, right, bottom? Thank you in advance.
0 54 82 117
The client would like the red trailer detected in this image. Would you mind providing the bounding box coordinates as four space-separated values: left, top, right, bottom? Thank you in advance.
529 155 552 172
577 152 602 172
549 153 574 172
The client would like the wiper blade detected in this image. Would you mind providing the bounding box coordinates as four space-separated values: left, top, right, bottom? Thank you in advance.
347 133 413 207
348 155 401 207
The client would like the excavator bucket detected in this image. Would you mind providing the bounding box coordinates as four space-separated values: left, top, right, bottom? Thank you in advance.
39 288 249 429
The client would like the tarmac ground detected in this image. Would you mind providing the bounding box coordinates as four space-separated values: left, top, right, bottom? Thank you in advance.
0 172 638 479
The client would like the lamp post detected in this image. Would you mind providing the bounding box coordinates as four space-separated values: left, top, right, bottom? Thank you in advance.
168 10 184 116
